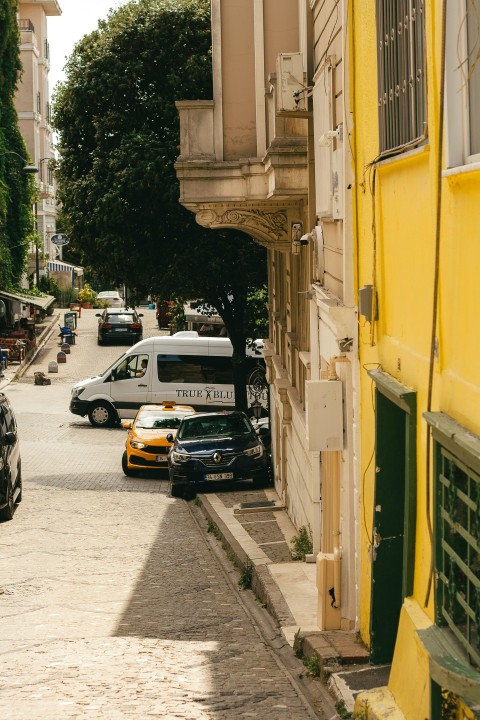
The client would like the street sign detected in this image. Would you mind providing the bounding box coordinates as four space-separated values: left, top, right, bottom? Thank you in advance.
51 233 70 246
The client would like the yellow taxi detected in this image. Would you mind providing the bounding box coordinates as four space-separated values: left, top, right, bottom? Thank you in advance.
121 401 195 477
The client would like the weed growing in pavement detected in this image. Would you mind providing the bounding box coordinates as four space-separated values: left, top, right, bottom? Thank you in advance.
291 525 313 560
293 628 304 658
238 560 253 589
335 700 352 719
303 652 321 677
192 496 200 506
207 519 221 539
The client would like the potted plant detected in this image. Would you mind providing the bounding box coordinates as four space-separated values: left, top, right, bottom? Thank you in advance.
77 283 96 309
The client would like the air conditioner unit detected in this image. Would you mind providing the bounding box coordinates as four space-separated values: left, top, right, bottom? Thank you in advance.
276 53 307 113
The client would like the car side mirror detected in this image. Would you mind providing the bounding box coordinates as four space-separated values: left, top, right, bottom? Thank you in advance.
95 313 101 317
138 313 144 317
121 421 132 429
4 431 17 446
166 433 174 443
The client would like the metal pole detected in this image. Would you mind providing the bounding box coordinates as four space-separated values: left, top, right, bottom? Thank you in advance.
34 202 40 283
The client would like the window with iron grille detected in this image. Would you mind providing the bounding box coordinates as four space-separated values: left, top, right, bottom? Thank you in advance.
376 0 427 155
446 1 480 166
434 443 480 667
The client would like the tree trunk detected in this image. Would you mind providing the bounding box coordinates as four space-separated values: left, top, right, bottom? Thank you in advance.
231 344 248 413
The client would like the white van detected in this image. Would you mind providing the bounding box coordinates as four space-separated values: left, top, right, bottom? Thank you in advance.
70 331 266 427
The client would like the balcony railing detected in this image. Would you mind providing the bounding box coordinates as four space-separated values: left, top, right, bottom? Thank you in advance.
18 19 35 32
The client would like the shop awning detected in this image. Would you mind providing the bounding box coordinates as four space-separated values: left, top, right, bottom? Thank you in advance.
47 260 84 275
0 290 56 310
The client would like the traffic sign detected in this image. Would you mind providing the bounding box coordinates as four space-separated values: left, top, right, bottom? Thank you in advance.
51 233 70 246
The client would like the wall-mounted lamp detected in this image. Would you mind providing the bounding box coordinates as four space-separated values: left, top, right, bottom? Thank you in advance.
0 150 38 174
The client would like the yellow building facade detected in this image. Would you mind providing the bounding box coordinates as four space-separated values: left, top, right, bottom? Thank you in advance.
353 1 480 717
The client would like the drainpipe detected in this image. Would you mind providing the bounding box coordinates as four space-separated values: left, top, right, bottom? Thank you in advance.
328 355 350 608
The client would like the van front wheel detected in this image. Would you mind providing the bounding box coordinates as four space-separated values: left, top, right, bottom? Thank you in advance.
88 401 116 428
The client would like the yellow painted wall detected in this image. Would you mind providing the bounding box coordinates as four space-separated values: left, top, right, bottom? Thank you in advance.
353 1 480 718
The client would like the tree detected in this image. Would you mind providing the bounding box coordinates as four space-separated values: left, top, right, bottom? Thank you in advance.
53 0 269 412
0 0 37 288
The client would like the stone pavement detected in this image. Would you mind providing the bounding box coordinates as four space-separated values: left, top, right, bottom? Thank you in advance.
0 306 388 716
194 488 389 714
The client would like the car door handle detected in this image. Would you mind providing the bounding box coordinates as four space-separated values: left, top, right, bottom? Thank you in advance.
138 383 148 387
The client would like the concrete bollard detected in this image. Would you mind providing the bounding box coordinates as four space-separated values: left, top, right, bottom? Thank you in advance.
48 361 58 373
57 351 67 364
61 342 71 354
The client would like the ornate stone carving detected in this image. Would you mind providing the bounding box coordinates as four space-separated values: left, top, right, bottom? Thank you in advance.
196 207 288 244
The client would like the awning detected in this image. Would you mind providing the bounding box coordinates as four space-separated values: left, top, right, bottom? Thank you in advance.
47 260 84 275
0 290 56 310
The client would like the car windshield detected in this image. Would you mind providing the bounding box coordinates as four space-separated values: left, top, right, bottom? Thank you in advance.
135 411 188 430
178 415 252 440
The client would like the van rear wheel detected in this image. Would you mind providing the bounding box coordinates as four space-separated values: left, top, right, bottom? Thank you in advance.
88 401 116 428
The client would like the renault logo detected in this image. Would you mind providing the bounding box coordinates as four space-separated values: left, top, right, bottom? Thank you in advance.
213 452 222 464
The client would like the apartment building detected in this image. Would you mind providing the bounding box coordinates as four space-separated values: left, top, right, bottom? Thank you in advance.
176 1 480 717
16 0 61 282
175 0 359 635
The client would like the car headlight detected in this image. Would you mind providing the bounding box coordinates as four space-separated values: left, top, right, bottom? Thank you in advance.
243 443 264 457
71 387 84 399
170 450 189 463
130 440 146 450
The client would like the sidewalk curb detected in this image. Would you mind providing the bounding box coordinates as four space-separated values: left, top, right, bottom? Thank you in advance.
197 493 297 627
0 312 60 391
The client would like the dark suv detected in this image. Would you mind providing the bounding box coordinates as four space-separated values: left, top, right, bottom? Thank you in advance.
167 411 270 498
0 393 22 521
96 308 143 345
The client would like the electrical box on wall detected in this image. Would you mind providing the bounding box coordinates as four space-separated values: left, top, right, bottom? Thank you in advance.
305 380 343 451
276 53 307 113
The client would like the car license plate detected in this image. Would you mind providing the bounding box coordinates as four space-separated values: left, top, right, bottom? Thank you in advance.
206 472 234 480
115 328 128 332
155 456 167 463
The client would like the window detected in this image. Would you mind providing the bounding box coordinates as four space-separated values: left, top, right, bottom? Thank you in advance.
445 1 480 166
157 355 208 384
434 444 480 666
426 412 480 668
376 0 426 155
156 355 265 385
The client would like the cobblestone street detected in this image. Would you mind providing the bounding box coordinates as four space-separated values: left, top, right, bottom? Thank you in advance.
0 309 324 719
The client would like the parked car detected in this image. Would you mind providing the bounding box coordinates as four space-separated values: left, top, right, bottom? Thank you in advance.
167 410 270 498
96 308 143 345
121 401 195 477
0 393 22 521
96 290 123 308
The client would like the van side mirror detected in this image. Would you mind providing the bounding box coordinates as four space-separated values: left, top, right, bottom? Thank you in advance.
166 433 174 443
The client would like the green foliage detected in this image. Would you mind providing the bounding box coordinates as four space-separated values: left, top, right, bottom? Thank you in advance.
335 700 353 719
293 628 304 658
53 0 268 411
291 526 313 561
0 0 37 288
238 560 253 590
303 652 321 677
206 519 220 539
38 275 61 298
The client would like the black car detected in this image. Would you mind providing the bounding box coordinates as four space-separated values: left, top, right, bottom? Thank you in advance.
0 393 22 521
167 411 270 498
96 308 143 345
